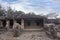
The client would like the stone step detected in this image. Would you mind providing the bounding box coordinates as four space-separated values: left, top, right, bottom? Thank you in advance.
23 29 44 32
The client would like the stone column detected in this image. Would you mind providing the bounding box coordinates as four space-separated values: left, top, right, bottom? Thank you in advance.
13 20 16 29
21 19 24 29
0 20 3 28
6 20 10 29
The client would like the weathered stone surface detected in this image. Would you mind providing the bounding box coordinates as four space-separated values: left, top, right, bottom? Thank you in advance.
57 32 60 38
13 22 21 30
44 23 55 28
13 22 22 37
0 32 56 40
21 19 24 29
6 20 10 29
44 23 57 38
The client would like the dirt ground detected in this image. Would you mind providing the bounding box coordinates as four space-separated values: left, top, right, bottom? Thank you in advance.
0 30 59 40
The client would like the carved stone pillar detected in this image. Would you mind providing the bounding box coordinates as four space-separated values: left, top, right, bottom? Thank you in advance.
21 19 24 29
13 20 16 29
6 20 10 29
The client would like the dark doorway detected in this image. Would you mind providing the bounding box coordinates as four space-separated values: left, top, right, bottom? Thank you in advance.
16 20 21 25
35 19 43 27
10 20 13 28
36 22 40 26
2 20 6 28
27 21 31 26
39 19 43 27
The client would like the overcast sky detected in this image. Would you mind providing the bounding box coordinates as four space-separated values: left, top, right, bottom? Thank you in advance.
0 0 60 17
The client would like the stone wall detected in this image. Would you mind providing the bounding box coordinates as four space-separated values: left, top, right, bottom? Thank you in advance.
0 20 3 28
